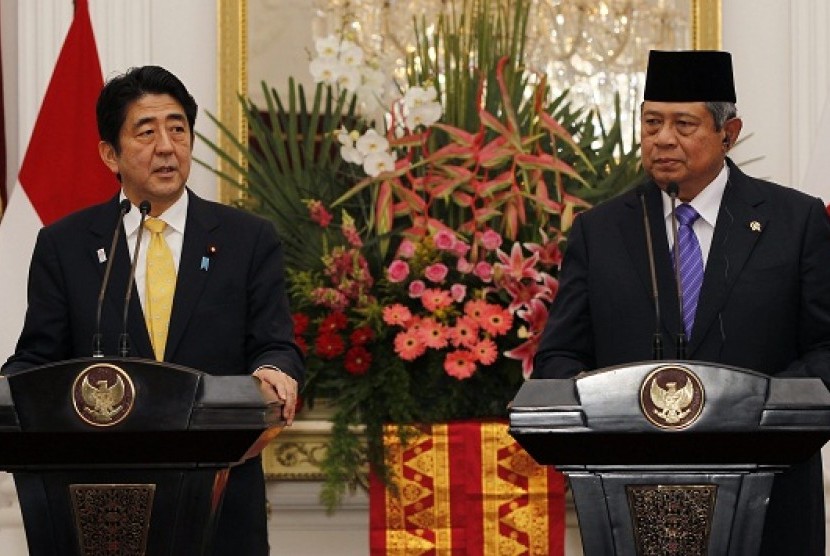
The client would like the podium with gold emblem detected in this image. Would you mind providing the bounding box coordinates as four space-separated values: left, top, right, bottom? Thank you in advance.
0 357 283 556
509 362 830 556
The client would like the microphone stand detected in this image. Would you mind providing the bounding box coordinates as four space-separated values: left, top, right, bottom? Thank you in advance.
120 200 151 357
639 189 663 360
92 199 132 357
666 182 687 359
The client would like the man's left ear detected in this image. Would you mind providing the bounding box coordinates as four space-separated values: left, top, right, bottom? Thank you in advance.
723 117 743 150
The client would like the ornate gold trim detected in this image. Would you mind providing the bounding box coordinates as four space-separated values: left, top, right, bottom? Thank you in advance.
692 0 722 50
216 0 248 204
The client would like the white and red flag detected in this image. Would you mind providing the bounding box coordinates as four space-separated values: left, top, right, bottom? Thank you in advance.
0 0 117 361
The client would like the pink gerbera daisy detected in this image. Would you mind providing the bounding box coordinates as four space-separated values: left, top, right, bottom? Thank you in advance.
421 288 453 313
450 316 480 348
418 317 449 349
383 304 413 327
394 330 426 361
443 350 477 379
480 307 514 336
472 338 498 365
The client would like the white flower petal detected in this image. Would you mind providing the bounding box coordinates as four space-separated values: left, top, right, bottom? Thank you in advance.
314 35 340 58
363 151 397 177
356 129 390 155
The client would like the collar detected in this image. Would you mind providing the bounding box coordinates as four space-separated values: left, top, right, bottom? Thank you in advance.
661 164 728 227
122 190 189 236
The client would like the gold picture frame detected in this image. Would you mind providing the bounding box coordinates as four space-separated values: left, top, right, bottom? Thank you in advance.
215 0 722 204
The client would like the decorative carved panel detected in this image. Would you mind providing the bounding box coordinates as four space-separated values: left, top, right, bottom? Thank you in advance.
626 484 717 556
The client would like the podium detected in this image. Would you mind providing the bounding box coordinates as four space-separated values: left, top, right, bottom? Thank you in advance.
0 357 284 556
509 361 830 556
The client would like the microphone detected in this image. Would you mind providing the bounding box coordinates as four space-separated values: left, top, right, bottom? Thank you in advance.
92 199 132 357
638 187 663 360
119 200 151 357
666 182 687 359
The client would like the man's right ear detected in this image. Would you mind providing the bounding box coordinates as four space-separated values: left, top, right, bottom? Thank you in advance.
97 141 120 174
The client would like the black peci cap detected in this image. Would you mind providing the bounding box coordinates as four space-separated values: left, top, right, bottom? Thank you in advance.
644 50 736 103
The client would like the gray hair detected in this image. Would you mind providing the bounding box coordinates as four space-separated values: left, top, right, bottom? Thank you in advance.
705 102 737 130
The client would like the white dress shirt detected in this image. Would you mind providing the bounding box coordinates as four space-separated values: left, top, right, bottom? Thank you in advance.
661 163 729 266
121 190 188 312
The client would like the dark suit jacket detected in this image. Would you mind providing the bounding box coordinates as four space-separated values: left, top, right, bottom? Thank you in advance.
3 190 305 555
533 160 830 555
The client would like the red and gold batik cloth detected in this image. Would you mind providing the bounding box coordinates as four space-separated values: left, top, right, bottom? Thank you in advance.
369 420 565 555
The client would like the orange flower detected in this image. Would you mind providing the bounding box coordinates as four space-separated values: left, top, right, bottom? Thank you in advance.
443 350 477 379
421 288 453 312
418 317 449 349
480 307 514 336
472 338 498 365
450 316 480 348
383 304 413 327
394 330 427 361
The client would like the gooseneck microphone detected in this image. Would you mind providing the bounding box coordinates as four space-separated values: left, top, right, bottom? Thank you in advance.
638 187 663 360
666 182 687 359
119 200 151 357
92 199 132 357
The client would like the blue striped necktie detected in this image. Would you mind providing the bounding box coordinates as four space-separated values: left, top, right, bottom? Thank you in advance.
674 204 703 339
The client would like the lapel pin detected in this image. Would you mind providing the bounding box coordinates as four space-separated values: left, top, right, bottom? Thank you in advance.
749 221 762 232
97 248 107 263
201 245 217 271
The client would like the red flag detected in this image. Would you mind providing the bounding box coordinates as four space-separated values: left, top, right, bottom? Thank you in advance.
0 0 116 361
18 0 116 226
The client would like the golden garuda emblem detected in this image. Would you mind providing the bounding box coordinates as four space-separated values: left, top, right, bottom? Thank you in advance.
640 365 704 430
72 363 135 427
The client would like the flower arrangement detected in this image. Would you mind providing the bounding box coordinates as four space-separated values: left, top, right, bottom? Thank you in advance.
198 0 643 508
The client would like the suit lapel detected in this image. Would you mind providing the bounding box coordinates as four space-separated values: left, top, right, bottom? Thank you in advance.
88 195 154 358
164 193 218 361
687 165 766 355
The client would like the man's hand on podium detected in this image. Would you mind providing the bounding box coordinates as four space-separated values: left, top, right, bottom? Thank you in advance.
252 366 299 425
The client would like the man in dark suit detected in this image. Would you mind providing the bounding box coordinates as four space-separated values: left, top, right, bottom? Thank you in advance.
2 66 304 555
533 50 830 555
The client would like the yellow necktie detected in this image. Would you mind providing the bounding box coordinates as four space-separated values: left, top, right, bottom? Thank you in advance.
144 218 176 361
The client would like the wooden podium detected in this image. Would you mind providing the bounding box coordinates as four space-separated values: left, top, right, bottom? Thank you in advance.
509 361 830 556
0 357 284 556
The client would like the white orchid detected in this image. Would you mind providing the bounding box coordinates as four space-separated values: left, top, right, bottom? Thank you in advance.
336 127 357 147
309 57 340 85
339 42 365 67
337 127 364 164
405 102 443 129
363 150 397 177
314 35 340 59
341 145 364 165
356 129 390 156
335 65 362 91
403 86 438 110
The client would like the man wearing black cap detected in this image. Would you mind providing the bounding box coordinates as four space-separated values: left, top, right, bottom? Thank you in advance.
533 50 830 554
